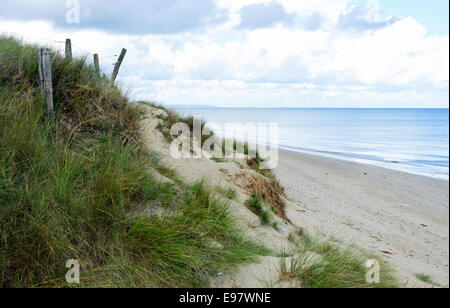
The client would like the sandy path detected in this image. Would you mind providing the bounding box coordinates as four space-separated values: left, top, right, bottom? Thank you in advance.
275 149 449 287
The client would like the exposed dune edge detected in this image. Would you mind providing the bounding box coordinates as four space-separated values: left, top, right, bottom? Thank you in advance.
140 104 304 288
140 104 448 288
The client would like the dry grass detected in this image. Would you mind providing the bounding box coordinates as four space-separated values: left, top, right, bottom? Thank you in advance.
242 175 290 223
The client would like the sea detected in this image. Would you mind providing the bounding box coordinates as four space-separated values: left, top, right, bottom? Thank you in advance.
176 108 449 181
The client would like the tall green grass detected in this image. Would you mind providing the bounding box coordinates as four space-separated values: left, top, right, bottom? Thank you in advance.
245 194 271 225
279 229 399 288
0 36 266 288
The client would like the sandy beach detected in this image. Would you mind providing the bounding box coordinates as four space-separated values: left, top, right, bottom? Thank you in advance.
141 105 449 287
275 149 449 287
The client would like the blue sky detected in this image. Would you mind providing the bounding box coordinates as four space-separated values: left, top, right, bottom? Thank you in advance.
378 0 449 36
0 0 448 108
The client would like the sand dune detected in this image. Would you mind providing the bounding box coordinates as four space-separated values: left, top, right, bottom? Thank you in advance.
141 104 448 287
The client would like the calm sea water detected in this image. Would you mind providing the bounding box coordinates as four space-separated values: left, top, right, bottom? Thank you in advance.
177 108 449 180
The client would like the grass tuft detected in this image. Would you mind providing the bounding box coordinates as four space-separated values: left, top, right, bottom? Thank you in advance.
245 194 271 225
278 229 399 288
215 187 238 201
415 274 438 286
244 176 289 224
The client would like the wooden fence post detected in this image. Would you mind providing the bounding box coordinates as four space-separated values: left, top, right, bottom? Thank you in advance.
93 53 100 76
38 48 54 115
65 39 72 60
112 48 127 82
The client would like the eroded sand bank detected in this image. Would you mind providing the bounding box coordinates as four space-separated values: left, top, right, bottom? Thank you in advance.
141 105 449 287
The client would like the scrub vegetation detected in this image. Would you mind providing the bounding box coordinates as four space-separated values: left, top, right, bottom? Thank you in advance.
0 36 267 288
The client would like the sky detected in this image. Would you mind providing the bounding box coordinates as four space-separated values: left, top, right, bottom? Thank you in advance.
0 0 448 108
378 0 449 36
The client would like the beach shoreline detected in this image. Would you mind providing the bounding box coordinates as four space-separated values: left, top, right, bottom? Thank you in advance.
275 149 449 286
277 145 449 182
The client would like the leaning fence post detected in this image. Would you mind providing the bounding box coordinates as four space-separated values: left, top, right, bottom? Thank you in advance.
38 48 54 115
65 38 72 60
93 53 100 76
112 48 127 82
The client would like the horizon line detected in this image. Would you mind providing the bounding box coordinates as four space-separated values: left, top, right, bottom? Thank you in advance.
169 105 450 109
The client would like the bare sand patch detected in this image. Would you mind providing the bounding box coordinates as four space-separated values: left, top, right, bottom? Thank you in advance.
275 149 449 287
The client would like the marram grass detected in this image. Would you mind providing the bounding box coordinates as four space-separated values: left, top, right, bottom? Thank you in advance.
278 229 399 288
0 36 267 288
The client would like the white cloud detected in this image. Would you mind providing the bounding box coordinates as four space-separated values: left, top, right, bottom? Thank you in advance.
0 0 227 34
0 0 448 107
320 17 449 86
